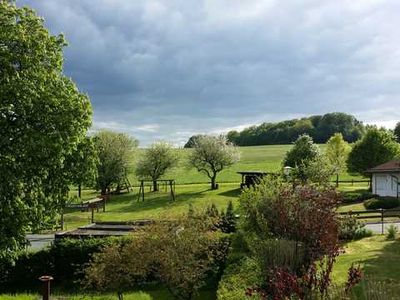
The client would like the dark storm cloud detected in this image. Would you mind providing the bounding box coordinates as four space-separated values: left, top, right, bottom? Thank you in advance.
19 0 400 145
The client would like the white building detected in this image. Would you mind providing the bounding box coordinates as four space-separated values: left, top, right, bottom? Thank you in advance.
367 160 400 198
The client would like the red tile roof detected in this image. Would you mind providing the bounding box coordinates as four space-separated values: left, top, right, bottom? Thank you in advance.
367 160 400 173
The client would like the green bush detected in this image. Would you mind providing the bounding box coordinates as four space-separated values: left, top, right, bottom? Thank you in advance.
0 237 130 293
363 197 400 209
386 225 398 240
216 256 261 300
339 215 373 241
342 191 377 204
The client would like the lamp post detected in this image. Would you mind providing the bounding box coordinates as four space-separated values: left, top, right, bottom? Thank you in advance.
39 275 53 300
283 166 292 178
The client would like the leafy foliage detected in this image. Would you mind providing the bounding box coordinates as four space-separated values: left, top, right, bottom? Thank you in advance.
0 1 92 259
188 135 240 189
94 130 137 194
325 133 351 175
225 112 364 146
135 142 179 191
363 197 400 209
64 136 98 197
84 218 229 300
184 134 207 148
240 179 342 298
338 215 372 241
0 237 129 292
347 127 400 174
394 122 400 142
386 224 398 240
283 134 320 168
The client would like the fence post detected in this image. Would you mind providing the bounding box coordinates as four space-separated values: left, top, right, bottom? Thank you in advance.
91 206 94 223
380 209 384 235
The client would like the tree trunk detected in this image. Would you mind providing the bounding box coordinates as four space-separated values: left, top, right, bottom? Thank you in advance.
211 174 217 190
336 174 339 188
78 183 82 198
153 180 158 192
101 186 107 195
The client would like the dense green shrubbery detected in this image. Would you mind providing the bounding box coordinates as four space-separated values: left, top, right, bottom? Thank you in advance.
0 237 129 292
216 233 260 300
338 215 373 241
341 191 377 204
364 197 400 209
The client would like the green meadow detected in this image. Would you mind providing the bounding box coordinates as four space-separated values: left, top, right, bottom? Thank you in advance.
123 144 361 186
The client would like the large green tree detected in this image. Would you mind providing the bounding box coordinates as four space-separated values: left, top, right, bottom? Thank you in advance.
347 127 400 174
135 142 179 191
94 130 137 194
188 135 240 190
0 1 92 258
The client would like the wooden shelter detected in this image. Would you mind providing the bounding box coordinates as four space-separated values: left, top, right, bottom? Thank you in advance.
237 171 268 189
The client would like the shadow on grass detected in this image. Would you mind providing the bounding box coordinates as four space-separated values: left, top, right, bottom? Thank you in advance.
65 189 211 216
354 239 400 297
217 188 242 198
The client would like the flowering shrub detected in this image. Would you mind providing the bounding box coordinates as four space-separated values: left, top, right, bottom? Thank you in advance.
240 178 342 299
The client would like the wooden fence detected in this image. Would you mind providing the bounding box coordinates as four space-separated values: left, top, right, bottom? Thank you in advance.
339 209 400 234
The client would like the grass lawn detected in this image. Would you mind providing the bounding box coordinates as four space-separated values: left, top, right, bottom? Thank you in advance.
64 183 241 230
332 236 400 294
93 144 365 188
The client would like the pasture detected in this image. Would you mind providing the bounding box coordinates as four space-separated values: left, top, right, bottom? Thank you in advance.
122 144 363 185
65 144 368 230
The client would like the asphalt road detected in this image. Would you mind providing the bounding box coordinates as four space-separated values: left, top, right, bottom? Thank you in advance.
26 234 54 250
365 222 400 234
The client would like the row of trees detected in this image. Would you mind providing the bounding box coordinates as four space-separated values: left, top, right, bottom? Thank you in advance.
184 112 365 147
73 133 240 195
282 126 400 184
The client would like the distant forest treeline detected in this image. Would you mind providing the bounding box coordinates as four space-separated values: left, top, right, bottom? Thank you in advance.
226 112 364 146
185 113 365 148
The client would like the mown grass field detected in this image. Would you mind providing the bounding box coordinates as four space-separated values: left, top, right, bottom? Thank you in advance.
65 144 369 229
65 183 241 230
332 236 400 295
120 144 364 186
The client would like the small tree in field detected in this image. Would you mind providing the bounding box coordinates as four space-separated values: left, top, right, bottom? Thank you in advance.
394 122 400 142
94 130 137 194
188 135 240 189
135 142 179 191
347 127 400 174
283 134 320 182
325 133 351 184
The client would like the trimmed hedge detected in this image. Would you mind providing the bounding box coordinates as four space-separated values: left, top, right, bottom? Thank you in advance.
363 197 400 210
341 191 377 204
0 237 131 293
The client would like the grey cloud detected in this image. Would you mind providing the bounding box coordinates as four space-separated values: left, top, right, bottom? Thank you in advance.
19 0 400 145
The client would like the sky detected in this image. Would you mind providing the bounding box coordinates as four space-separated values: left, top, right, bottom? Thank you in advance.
19 0 400 146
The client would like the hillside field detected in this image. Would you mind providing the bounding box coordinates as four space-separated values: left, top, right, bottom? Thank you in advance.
124 144 363 186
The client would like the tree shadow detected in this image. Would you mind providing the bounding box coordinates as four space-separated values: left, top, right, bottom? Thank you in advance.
217 187 242 198
354 238 400 297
